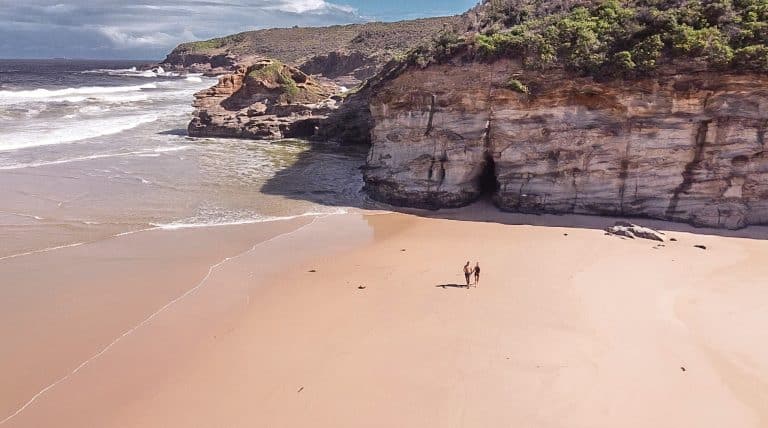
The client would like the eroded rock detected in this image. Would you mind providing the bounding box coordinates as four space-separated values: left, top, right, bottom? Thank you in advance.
364 59 768 229
188 59 339 140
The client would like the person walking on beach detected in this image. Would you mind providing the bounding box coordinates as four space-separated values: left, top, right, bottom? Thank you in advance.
474 262 480 286
464 262 472 287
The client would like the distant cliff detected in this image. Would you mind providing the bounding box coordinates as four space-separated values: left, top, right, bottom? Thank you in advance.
161 17 464 85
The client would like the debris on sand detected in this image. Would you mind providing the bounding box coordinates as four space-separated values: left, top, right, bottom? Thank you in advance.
694 245 707 250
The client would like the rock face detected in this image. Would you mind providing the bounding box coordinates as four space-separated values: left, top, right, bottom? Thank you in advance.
160 51 239 76
188 59 339 140
364 59 768 229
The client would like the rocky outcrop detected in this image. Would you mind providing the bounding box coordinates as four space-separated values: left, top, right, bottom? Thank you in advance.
298 51 379 87
364 59 768 229
160 51 239 76
188 59 339 140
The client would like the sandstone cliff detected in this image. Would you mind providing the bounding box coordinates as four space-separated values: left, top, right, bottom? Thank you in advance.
364 60 768 229
188 59 339 140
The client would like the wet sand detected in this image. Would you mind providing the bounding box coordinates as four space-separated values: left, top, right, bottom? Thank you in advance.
2 209 767 427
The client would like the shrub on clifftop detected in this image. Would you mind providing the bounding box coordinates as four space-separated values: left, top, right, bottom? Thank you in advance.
417 0 768 77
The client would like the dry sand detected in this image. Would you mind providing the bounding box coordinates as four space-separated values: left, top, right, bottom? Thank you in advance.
2 209 767 427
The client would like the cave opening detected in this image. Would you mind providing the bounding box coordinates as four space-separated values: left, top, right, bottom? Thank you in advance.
478 152 499 197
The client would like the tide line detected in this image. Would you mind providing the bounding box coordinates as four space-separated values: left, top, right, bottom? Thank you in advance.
0 226 157 263
0 214 326 425
0 242 87 262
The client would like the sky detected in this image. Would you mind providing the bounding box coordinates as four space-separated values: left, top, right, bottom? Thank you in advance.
0 0 479 60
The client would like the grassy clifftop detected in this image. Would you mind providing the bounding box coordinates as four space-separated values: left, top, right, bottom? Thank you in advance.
164 17 464 69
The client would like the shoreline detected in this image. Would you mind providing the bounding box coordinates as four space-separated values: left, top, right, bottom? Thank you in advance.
2 207 768 426
0 214 322 421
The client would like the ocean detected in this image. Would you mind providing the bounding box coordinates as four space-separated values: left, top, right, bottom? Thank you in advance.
0 59 368 259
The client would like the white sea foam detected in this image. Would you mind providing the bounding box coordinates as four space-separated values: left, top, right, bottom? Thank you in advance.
150 208 348 230
0 211 45 221
0 242 86 262
0 83 158 104
0 113 161 151
0 146 193 169
152 146 191 153
81 67 181 78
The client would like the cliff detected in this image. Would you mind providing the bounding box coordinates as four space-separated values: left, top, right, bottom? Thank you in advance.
162 17 464 85
363 60 768 229
360 0 768 229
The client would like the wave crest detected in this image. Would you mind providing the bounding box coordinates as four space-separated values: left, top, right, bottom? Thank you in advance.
0 83 158 104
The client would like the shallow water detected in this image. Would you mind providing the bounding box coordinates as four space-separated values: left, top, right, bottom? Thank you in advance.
0 59 368 258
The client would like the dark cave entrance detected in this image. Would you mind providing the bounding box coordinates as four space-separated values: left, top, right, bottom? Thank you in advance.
478 153 499 197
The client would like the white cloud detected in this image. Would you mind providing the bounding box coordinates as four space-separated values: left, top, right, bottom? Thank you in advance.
96 26 178 48
0 0 364 59
267 0 356 14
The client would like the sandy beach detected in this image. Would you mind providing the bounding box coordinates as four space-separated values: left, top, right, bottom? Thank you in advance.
2 206 767 427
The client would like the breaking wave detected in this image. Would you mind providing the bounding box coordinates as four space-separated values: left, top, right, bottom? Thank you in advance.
0 83 158 104
0 113 161 151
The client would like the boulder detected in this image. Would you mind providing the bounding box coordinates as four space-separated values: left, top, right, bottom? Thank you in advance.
605 221 666 242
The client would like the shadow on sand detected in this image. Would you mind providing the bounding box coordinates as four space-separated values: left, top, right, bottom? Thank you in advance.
436 284 471 289
260 141 768 240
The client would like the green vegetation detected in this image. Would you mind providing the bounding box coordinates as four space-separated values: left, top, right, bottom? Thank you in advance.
281 77 300 98
418 0 768 78
247 61 283 80
183 38 229 51
248 61 301 98
505 78 529 93
180 34 247 52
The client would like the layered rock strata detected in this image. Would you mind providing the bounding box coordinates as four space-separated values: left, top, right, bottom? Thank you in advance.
364 60 768 229
188 59 340 140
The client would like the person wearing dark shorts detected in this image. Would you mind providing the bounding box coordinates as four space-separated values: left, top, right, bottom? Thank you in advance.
474 262 480 285
464 261 472 287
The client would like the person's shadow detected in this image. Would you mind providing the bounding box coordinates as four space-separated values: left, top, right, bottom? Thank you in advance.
436 284 470 289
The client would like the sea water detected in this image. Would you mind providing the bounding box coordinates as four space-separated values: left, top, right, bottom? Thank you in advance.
0 59 368 258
